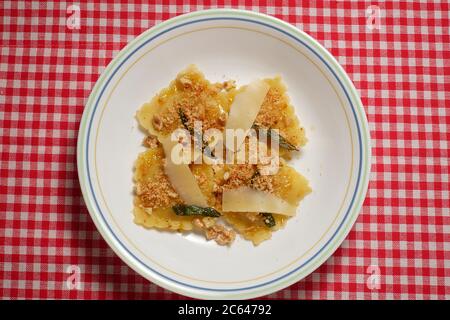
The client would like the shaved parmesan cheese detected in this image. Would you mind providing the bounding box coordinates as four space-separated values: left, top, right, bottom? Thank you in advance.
160 137 208 207
225 79 270 149
222 187 297 216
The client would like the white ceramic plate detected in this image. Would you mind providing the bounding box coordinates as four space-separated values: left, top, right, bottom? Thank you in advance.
77 9 371 299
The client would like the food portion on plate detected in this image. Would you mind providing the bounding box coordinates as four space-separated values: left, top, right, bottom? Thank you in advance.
134 65 311 246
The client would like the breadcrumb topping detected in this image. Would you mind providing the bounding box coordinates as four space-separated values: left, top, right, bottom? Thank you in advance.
251 174 274 193
136 172 180 208
221 164 255 190
255 87 286 129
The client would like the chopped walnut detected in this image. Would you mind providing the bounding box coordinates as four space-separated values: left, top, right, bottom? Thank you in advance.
152 114 163 131
218 111 227 125
143 135 159 148
193 218 236 246
177 74 193 89
223 80 236 91
206 224 236 246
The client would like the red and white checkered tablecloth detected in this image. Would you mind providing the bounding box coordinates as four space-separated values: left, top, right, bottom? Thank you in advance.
0 0 449 300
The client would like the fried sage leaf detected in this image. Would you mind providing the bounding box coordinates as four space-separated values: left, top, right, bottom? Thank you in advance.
249 169 260 185
260 212 276 228
173 204 221 217
178 108 194 134
179 108 213 155
252 124 299 151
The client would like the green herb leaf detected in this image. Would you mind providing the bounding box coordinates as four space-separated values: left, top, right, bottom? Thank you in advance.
179 108 211 155
172 204 221 217
260 212 276 228
178 108 194 134
202 140 215 158
249 169 260 185
252 124 299 151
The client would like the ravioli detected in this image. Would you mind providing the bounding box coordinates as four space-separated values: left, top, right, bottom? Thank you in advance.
134 65 311 245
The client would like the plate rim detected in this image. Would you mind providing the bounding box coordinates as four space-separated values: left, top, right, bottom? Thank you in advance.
77 8 371 299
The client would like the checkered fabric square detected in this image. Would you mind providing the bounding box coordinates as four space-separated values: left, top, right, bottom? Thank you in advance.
0 0 449 299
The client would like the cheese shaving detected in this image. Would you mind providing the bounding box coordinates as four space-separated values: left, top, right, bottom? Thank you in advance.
222 186 297 216
225 79 270 149
160 136 208 207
